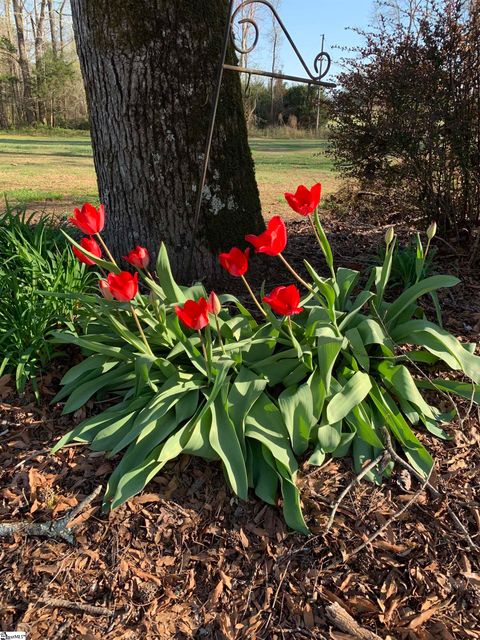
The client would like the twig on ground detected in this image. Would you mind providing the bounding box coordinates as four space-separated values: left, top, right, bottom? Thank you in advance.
35 597 112 617
51 620 71 640
325 602 383 640
326 452 391 532
157 496 192 519
345 463 433 559
0 485 102 544
381 428 479 552
262 560 291 633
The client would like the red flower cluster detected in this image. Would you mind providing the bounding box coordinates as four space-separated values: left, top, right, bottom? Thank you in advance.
284 183 321 216
264 285 304 316
71 182 319 323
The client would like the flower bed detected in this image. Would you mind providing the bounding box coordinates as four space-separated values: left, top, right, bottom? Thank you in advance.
53 185 480 533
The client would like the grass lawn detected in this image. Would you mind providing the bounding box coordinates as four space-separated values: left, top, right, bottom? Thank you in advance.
0 132 338 219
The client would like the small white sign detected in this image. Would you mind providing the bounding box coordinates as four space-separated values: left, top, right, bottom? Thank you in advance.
0 633 27 640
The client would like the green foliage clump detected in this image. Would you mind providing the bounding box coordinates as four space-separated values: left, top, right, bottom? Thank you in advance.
378 233 437 291
0 206 95 395
52 218 480 534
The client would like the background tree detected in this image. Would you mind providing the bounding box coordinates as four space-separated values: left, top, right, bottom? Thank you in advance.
268 0 282 124
329 0 480 238
0 0 88 128
11 0 35 123
70 0 264 282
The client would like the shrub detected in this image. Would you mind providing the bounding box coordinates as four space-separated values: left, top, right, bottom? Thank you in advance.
328 0 480 245
53 193 480 533
0 206 95 395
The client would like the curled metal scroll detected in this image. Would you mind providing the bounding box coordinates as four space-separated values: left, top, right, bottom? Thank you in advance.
229 0 334 87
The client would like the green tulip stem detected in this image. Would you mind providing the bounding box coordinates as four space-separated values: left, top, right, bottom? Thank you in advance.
241 276 267 317
308 213 323 250
95 233 118 266
213 313 226 354
198 330 212 380
286 315 295 341
130 304 154 356
277 253 314 293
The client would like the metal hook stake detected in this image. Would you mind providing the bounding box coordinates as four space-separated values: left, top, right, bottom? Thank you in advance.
187 0 336 277
187 0 236 276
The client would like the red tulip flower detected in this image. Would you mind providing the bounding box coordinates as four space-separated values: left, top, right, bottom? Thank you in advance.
218 247 250 277
123 246 150 269
106 271 139 302
69 203 105 235
99 279 114 300
263 285 304 316
175 297 210 331
245 216 287 256
284 183 322 216
72 237 102 265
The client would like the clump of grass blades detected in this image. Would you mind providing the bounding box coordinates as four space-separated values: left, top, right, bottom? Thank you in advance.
0 204 96 396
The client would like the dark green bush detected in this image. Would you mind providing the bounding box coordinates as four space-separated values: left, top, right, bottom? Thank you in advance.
0 206 95 395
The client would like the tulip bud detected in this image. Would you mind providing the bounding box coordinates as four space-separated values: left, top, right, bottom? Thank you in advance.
427 222 437 241
208 291 222 315
385 227 395 246
99 279 113 300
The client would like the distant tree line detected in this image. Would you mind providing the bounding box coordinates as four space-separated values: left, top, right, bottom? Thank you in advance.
0 0 87 128
329 0 480 238
243 78 330 133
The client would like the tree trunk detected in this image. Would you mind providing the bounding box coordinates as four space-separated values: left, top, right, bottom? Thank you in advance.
47 0 58 57
58 0 66 53
32 0 47 123
70 0 264 283
12 0 36 124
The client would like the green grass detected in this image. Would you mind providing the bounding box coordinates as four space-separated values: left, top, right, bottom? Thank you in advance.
251 138 335 175
0 131 338 214
0 131 97 209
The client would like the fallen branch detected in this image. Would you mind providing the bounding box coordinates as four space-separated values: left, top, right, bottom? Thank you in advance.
0 485 102 544
36 597 112 617
325 602 383 640
327 452 391 532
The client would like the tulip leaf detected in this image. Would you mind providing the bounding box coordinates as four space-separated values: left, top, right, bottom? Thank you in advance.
384 275 459 326
326 372 372 425
278 383 315 455
210 391 248 500
156 242 186 303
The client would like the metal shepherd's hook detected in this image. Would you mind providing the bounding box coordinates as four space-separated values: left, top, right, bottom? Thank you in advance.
187 0 335 275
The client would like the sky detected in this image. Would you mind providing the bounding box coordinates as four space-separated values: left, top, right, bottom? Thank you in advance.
240 0 377 84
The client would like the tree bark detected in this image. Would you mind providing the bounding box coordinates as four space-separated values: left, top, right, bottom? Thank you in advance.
47 0 58 57
70 0 264 283
32 0 47 123
12 0 36 124
58 0 66 53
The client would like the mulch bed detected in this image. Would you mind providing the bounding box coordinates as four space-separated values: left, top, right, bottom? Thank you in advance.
1 213 479 639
